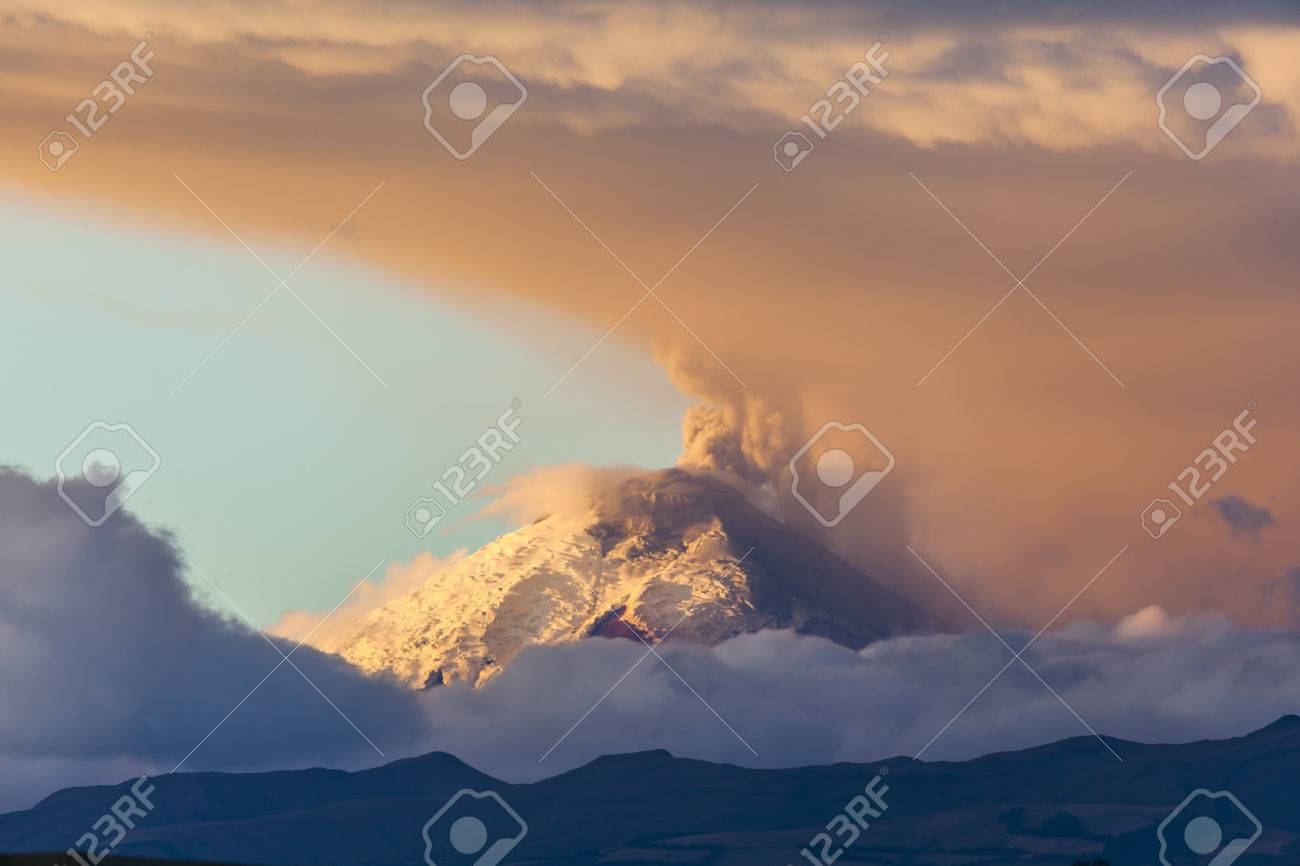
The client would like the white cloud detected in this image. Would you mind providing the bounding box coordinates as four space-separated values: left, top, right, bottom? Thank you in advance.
413 608 1300 782
5 464 1299 823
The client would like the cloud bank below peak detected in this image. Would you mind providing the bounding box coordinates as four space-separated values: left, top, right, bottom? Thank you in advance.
3 465 1300 815
416 604 1300 783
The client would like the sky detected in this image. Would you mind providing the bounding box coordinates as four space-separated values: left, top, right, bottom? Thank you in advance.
0 195 687 623
0 0 1298 812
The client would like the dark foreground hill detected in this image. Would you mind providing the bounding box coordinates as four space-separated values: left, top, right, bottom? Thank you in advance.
3 717 1299 865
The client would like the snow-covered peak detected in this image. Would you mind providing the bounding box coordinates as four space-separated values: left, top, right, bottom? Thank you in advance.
337 469 935 687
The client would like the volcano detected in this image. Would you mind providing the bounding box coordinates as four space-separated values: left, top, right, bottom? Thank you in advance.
337 469 937 686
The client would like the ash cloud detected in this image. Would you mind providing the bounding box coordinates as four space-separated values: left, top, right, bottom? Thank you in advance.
662 344 789 485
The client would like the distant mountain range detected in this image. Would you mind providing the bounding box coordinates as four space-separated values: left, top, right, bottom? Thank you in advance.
338 469 937 687
3 717 1298 865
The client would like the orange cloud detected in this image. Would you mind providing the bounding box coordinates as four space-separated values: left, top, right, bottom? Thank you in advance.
270 550 466 652
2 4 1298 630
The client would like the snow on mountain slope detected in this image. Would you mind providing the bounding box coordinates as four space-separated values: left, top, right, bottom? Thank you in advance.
338 469 937 687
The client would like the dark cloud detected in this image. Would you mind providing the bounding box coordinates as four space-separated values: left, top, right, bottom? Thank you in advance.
783 0 1300 27
1212 495 1275 538
5 464 1300 823
1283 567 1300 613
0 469 427 811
